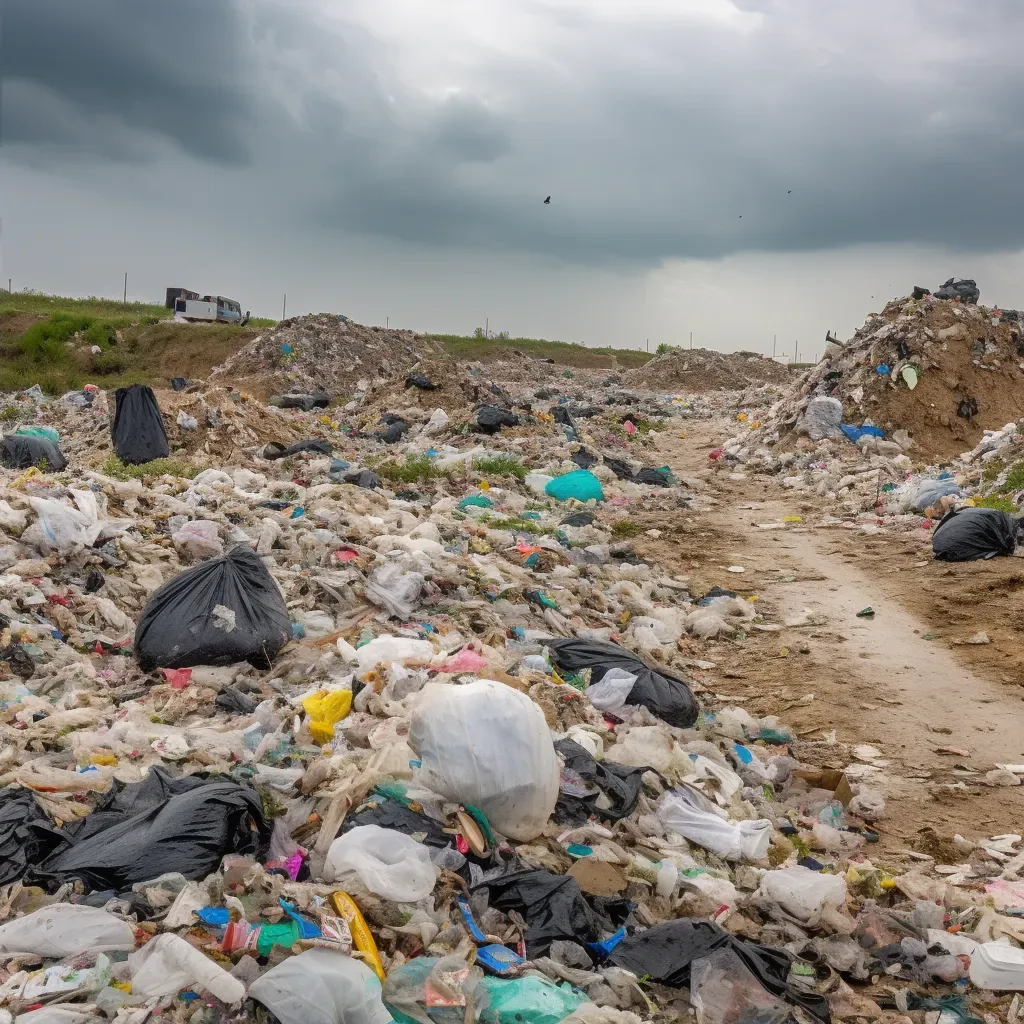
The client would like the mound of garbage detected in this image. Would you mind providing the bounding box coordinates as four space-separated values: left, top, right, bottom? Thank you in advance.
625 347 791 392
753 282 1024 461
212 314 447 396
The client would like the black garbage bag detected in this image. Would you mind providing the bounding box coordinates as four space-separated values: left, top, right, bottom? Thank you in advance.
553 404 578 431
560 511 595 527
476 869 628 958
135 546 291 670
0 790 67 885
911 286 931 300
111 385 169 464
609 919 829 1023
344 469 380 489
546 638 699 727
570 447 599 469
169 377 191 391
32 768 271 892
1 434 67 471
553 739 648 824
404 375 438 391
932 506 1018 562
475 405 520 435
262 439 333 460
604 457 637 481
273 393 331 410
342 798 451 849
375 418 409 443
634 466 674 487
215 686 258 714
934 278 980 304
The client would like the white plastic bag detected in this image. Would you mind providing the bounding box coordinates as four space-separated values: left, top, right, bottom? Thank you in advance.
176 410 199 430
757 866 847 925
657 787 772 862
364 562 424 619
585 668 637 712
323 824 437 901
0 904 135 957
409 680 559 841
798 396 844 441
26 496 100 555
172 520 223 560
424 408 450 434
337 634 435 673
128 933 245 1004
250 949 392 1024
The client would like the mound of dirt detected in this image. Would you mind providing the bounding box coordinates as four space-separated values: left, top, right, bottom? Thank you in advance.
624 347 791 391
211 314 447 397
762 289 1024 461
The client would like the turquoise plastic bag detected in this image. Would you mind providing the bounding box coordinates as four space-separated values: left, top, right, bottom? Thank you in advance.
544 470 604 503
16 426 60 442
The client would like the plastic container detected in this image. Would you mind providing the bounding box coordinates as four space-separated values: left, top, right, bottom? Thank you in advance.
969 942 1024 990
544 470 604 503
323 824 437 902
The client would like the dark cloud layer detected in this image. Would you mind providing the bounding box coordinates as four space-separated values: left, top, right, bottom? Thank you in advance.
5 0 1024 264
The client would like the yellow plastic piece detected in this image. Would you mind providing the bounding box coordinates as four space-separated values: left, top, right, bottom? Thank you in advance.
90 753 117 766
302 688 353 745
11 467 42 489
330 891 385 981
478 480 490 491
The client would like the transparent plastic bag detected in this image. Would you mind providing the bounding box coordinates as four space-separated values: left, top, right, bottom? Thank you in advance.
657 786 772 862
171 520 223 561
757 866 847 925
323 824 437 902
690 948 789 1024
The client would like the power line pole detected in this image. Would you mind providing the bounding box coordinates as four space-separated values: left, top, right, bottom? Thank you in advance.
282 293 287 320
485 317 489 339
646 337 649 352
123 273 127 306
772 334 776 358
689 331 693 350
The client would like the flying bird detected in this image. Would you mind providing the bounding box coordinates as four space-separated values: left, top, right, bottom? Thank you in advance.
543 196 551 204
787 190 792 194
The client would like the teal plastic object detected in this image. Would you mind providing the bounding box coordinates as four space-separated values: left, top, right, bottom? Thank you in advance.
459 495 494 510
16 426 59 442
544 470 604 503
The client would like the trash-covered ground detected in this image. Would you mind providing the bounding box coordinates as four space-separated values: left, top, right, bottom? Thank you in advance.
1 311 1024 1024
624 348 792 392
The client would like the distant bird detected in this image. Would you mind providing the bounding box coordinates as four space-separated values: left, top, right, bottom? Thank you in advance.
787 190 792 194
738 215 742 218
543 196 551 204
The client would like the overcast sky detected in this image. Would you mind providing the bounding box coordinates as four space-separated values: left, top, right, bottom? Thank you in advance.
4 0 1024 355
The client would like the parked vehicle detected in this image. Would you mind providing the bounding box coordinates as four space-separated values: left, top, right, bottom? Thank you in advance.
165 287 243 323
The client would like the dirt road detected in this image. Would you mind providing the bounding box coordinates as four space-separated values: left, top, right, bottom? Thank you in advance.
641 418 1024 857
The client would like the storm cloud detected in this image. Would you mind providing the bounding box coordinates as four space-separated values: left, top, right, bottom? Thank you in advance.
4 0 1024 269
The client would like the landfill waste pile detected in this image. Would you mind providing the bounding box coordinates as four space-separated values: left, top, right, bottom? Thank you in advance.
624 348 792 392
2 319 1024 1024
211 315 448 396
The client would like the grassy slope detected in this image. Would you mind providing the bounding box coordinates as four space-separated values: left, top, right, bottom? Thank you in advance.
432 334 653 369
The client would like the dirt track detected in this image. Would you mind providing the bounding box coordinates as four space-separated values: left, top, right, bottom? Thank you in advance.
643 418 1024 859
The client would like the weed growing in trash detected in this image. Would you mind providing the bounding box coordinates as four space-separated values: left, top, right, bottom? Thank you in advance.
482 515 546 534
973 494 1018 513
472 454 528 481
101 455 198 480
0 406 17 422
1000 462 1024 492
611 520 644 538
373 455 454 483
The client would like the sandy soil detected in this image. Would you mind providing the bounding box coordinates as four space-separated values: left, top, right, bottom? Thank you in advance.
637 417 1024 859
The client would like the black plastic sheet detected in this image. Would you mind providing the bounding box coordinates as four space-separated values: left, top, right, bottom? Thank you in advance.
215 686 258 714
554 738 648 824
344 470 380 489
609 919 830 1023
263 439 334 460
135 546 291 670
475 405 520 434
275 393 331 410
111 385 169 464
1 435 67 471
546 637 699 727
932 506 1017 561
404 375 438 391
32 769 271 892
0 790 66 885
570 447 599 469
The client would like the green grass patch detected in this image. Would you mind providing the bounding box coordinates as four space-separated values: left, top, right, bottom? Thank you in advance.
483 515 545 534
982 458 1006 483
473 454 528 481
102 456 198 480
373 455 450 483
611 520 644 538
1000 462 1024 492
0 406 18 422
433 333 652 369
974 494 1017 513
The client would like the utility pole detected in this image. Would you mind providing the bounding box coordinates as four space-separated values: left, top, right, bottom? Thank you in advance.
646 337 649 352
386 317 389 328
689 331 693 350
123 273 127 306
7 279 10 294
282 293 287 320
485 317 489 339
772 334 776 358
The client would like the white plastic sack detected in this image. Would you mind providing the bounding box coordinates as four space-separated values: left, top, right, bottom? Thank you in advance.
26 495 102 555
657 787 772 862
409 680 559 841
176 410 199 430
424 408 450 434
128 933 245 1004
323 824 437 902
585 668 637 713
798 396 844 441
171 520 223 560
250 949 392 1024
364 562 424 619
0 904 135 957
757 866 847 925
607 725 677 774
337 634 435 673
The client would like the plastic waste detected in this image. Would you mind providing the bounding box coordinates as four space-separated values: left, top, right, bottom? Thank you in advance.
364 562 425 619
27 494 103 555
690 948 789 1024
657 787 772 862
171 519 223 560
176 410 199 430
757 866 847 925
544 470 605 503
798 396 844 441
554 738 648 823
251 948 393 1024
969 942 1024 990
409 680 559 841
33 768 270 890
128 932 245 1004
0 904 135 957
0 790 65 885
134 545 291 670
908 478 961 513
303 688 353 744
324 824 437 901
932 506 1018 561
584 669 634 712
111 384 169 464
476 405 520 434
546 638 699 728
1 434 67 471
